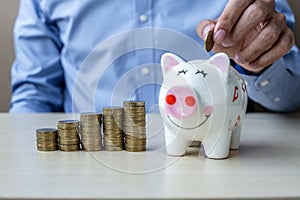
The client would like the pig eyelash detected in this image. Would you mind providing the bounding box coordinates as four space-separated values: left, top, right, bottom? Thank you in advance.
177 69 188 76
195 70 208 78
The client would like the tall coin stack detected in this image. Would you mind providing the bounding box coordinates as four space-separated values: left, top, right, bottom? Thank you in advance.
36 128 58 151
80 113 102 151
123 101 147 152
102 107 124 151
57 120 80 151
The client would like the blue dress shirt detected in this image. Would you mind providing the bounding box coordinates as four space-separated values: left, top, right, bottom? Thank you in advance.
10 0 300 113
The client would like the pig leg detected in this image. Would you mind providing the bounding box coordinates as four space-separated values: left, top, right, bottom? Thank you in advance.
230 125 241 150
164 128 190 156
202 130 231 159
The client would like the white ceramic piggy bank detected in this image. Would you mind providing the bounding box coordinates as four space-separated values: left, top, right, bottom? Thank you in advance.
159 52 247 159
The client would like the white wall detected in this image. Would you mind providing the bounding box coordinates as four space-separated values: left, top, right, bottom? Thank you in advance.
0 0 18 112
0 0 299 112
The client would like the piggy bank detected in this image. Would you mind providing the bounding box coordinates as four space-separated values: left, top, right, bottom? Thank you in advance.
159 52 247 159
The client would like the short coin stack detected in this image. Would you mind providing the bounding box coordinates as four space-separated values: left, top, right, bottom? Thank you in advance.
102 107 124 151
57 120 80 151
36 128 58 151
123 101 147 152
80 113 102 151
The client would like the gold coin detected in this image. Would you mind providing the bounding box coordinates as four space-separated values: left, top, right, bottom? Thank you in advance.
103 124 122 129
36 128 57 133
37 146 58 151
125 138 146 142
104 138 123 143
104 147 123 151
80 127 101 132
36 134 57 139
37 142 57 147
57 120 80 130
124 108 145 111
59 138 80 145
204 30 214 52
59 144 80 151
123 101 145 107
104 142 123 147
36 128 58 137
124 128 146 133
103 134 123 138
125 134 146 139
80 112 102 118
36 138 57 143
58 132 79 139
83 147 102 151
102 107 123 115
82 137 101 143
124 147 146 152
82 145 102 150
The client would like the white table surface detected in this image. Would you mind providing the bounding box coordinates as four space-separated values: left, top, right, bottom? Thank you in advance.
0 112 300 200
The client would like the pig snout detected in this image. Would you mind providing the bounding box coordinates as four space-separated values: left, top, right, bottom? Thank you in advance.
164 86 197 118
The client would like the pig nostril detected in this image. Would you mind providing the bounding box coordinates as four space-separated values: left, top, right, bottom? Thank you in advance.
166 94 176 105
185 96 195 107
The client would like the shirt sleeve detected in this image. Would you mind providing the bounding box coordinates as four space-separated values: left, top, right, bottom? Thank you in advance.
10 0 65 112
239 0 300 112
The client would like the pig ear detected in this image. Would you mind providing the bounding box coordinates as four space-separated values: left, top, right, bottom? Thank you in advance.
208 53 230 78
161 53 185 73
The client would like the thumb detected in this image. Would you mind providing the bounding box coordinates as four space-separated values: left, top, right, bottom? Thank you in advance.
196 19 216 39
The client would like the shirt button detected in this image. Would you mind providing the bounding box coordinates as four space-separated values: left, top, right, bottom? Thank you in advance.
139 14 148 23
141 67 150 76
260 80 269 87
274 97 281 102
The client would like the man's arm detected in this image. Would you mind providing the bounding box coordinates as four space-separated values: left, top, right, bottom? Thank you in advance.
10 0 64 112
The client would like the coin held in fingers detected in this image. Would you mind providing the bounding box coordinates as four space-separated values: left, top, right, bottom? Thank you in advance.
204 30 215 52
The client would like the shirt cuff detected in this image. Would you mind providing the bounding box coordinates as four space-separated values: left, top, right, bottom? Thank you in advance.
240 58 300 112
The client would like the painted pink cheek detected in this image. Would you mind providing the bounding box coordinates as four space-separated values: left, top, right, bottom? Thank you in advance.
204 106 214 116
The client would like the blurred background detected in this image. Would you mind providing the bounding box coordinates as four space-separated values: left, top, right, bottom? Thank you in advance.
0 0 299 112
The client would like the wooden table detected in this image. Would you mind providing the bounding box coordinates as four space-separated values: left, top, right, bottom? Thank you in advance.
0 113 300 199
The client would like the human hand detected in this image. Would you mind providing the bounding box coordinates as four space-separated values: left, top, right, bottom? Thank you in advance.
197 0 295 73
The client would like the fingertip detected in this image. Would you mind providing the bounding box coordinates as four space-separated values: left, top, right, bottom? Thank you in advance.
196 20 215 38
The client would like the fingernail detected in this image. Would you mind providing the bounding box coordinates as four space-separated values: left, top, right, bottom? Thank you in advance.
213 29 226 43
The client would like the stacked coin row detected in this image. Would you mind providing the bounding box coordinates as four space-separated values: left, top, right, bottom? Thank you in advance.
102 107 124 151
123 101 147 152
36 128 58 151
57 120 80 151
36 101 147 152
80 113 102 151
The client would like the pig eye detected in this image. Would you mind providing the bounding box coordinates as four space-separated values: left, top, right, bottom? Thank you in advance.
166 94 176 105
177 69 188 76
195 70 207 78
185 96 196 106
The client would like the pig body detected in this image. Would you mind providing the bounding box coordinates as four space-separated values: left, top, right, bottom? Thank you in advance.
159 52 247 159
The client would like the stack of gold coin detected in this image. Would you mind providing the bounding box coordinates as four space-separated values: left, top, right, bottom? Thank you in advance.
123 101 147 152
80 112 102 151
57 120 80 151
102 107 124 151
36 128 58 151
